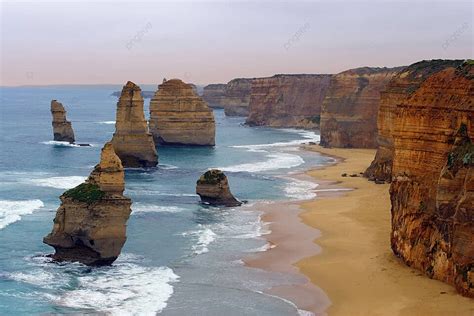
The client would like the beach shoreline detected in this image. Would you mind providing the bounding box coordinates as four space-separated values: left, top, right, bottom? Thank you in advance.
245 145 474 315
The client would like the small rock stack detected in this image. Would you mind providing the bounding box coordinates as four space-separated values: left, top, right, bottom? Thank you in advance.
51 100 75 143
196 169 241 207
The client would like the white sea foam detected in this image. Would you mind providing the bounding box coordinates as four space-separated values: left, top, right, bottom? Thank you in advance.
159 164 178 170
41 140 81 147
96 121 116 125
220 153 304 173
183 225 217 255
284 178 319 200
132 203 185 214
0 199 44 230
230 130 320 152
29 176 86 189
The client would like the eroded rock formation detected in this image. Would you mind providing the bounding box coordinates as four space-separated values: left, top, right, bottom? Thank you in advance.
43 142 132 266
365 60 465 181
51 100 75 143
320 67 403 148
202 84 227 109
222 78 253 116
246 74 332 128
196 169 241 207
149 79 216 146
389 60 473 297
111 81 158 168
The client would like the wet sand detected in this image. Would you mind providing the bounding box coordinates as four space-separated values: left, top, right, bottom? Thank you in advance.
246 145 474 315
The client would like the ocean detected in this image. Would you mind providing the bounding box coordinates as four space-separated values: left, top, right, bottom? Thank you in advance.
0 86 332 315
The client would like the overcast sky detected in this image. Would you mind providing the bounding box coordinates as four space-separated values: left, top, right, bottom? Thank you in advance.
1 0 472 86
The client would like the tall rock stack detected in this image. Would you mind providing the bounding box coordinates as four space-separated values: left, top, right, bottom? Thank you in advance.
111 81 158 168
149 79 216 146
388 60 473 297
246 74 332 128
319 67 403 148
222 78 253 116
43 142 132 266
51 100 75 143
365 60 464 181
202 84 227 109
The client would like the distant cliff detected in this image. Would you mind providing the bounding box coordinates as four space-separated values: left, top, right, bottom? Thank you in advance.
246 74 332 128
202 84 227 108
222 78 254 116
387 60 473 297
320 67 404 148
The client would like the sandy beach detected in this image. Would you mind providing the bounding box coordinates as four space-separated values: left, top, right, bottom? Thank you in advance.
247 145 474 315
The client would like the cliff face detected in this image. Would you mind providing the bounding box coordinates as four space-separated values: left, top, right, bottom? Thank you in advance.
222 78 253 117
51 100 75 143
246 74 332 128
43 142 132 266
389 61 473 297
196 169 241 207
111 81 158 168
320 67 403 148
202 84 227 108
365 60 465 181
149 79 216 146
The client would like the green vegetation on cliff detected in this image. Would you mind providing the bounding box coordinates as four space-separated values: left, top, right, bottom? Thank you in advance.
63 183 105 203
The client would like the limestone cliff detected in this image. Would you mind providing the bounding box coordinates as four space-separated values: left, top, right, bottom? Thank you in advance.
365 60 465 181
222 78 253 117
202 84 227 109
43 142 132 266
111 81 158 168
149 79 216 146
196 169 241 207
246 74 332 128
389 60 473 297
320 67 403 148
51 100 75 143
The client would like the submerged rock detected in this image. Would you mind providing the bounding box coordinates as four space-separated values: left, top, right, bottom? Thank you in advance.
51 100 75 143
149 79 216 146
196 169 241 207
43 142 132 266
111 81 158 168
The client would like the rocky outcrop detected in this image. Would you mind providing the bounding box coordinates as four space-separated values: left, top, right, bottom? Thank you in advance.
202 84 227 108
111 81 158 168
365 60 465 181
51 100 75 143
246 74 332 128
111 91 155 98
389 60 473 297
196 169 241 207
149 79 216 146
222 78 253 116
43 142 132 266
320 67 403 148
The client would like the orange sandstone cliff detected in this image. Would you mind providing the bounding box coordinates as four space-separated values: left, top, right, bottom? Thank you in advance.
389 60 473 297
222 78 253 117
246 74 332 128
320 67 403 148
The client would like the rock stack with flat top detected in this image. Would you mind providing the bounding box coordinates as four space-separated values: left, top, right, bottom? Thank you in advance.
149 79 216 146
43 142 132 266
51 100 75 143
111 81 158 168
196 169 241 207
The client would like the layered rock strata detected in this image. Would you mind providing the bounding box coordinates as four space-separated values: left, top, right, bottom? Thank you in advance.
111 81 158 168
149 79 216 146
196 169 241 207
202 84 227 108
43 142 132 266
246 74 332 128
389 60 473 297
320 67 403 148
365 60 465 181
222 78 253 116
51 100 75 143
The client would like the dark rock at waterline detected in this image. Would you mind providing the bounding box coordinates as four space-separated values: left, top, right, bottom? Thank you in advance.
196 169 242 207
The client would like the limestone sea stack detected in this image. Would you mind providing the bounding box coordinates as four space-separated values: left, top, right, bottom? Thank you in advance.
389 60 473 296
111 81 158 168
319 67 404 148
364 60 465 181
196 169 241 207
51 100 75 143
43 142 132 266
246 74 332 128
202 84 227 109
222 78 253 116
149 79 216 146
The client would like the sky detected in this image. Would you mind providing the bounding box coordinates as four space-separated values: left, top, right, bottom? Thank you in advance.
0 0 472 86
